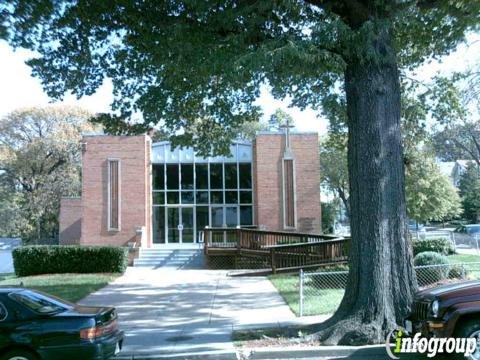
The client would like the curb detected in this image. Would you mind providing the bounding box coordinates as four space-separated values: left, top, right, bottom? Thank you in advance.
114 345 389 360
114 350 238 360
239 345 387 359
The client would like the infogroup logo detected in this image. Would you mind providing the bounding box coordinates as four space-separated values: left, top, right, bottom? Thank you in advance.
385 329 478 359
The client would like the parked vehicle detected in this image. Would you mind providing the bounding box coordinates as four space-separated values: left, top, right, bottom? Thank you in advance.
408 220 425 231
453 224 480 248
405 280 480 358
455 224 480 236
0 287 123 360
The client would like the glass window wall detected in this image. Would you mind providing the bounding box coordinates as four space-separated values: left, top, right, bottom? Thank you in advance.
152 142 254 244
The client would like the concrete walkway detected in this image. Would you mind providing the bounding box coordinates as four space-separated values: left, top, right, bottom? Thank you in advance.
80 267 326 357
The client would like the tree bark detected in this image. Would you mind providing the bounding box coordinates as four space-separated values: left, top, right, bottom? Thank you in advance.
311 27 417 345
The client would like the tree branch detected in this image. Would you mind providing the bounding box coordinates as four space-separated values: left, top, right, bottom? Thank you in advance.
466 127 480 166
303 0 371 29
451 138 480 166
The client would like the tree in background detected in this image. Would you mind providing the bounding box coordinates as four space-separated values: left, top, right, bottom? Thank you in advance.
459 163 480 223
0 186 24 237
405 151 462 224
269 109 294 131
3 0 479 344
320 133 349 219
424 71 480 166
0 107 94 243
321 199 342 234
433 121 480 166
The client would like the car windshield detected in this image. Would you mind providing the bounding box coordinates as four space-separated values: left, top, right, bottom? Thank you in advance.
9 290 68 314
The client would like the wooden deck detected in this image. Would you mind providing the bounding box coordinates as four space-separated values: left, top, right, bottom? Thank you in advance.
203 227 349 273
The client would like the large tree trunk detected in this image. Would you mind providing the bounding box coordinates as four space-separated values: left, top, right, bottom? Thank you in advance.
312 28 417 345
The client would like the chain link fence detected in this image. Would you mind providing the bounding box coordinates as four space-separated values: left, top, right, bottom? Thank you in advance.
298 262 480 317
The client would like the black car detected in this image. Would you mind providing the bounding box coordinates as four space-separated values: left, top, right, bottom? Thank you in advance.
0 287 124 360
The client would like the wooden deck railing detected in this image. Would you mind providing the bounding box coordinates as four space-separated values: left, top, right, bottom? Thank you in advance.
266 239 349 273
203 227 349 272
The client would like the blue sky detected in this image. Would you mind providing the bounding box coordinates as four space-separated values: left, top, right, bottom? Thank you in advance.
0 34 478 135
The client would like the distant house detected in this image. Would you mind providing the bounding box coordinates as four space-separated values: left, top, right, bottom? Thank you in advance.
438 160 474 188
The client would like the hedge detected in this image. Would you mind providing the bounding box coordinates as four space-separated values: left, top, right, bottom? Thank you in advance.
12 245 128 276
412 238 456 256
414 251 450 286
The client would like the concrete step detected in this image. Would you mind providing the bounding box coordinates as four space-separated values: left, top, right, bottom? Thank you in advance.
133 249 205 268
138 252 199 257
135 257 198 262
136 255 199 261
139 251 199 256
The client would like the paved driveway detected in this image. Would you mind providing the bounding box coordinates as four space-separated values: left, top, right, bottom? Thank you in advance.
80 268 325 358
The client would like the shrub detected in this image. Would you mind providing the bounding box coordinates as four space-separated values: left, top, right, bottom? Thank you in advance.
414 251 450 286
448 265 466 280
412 238 455 256
13 245 128 276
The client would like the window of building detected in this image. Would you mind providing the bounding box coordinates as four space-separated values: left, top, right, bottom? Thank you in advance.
153 191 165 205
181 164 194 189
166 164 179 189
153 164 164 190
196 206 209 231
283 159 295 228
225 207 238 227
240 206 253 226
239 163 252 189
108 159 120 231
181 191 194 204
240 191 252 204
225 191 238 204
224 163 237 189
210 163 223 189
153 207 165 243
151 143 255 243
167 192 180 204
210 191 223 204
195 164 208 189
196 191 209 204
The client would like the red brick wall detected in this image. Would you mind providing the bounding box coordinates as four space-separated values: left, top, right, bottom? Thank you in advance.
253 133 321 233
59 197 82 245
81 135 151 247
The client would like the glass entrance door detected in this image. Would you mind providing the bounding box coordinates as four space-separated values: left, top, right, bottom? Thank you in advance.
166 206 195 244
182 207 194 243
167 207 180 243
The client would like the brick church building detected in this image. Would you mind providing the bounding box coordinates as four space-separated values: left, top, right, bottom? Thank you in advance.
59 132 321 248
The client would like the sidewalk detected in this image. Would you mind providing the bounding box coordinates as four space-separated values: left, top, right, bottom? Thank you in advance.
80 267 327 358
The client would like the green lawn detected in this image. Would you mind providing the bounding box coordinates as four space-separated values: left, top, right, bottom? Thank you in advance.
269 273 344 316
270 254 480 318
0 273 120 302
448 253 480 264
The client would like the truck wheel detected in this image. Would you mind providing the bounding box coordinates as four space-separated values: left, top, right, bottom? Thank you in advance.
455 319 480 360
0 349 37 360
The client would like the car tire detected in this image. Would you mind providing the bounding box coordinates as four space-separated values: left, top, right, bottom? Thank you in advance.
0 349 38 360
455 319 480 360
